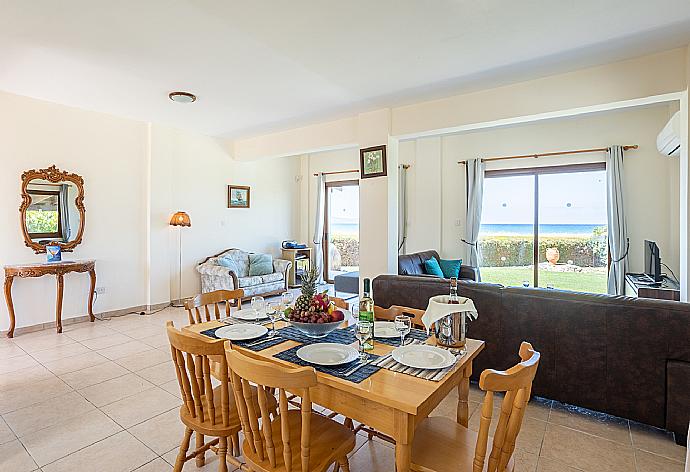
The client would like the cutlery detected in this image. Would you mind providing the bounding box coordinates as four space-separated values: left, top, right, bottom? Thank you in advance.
243 336 273 347
344 352 391 377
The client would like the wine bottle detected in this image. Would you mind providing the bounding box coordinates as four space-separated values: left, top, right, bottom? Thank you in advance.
359 278 374 350
449 277 460 304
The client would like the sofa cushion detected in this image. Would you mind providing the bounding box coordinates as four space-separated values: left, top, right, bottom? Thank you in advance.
439 259 462 278
261 272 284 284
219 249 250 277
238 276 263 288
249 253 274 276
423 258 444 277
217 255 240 273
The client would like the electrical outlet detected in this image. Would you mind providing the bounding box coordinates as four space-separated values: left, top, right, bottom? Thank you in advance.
95 287 107 295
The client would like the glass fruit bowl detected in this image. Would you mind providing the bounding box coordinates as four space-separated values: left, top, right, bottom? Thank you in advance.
289 320 343 338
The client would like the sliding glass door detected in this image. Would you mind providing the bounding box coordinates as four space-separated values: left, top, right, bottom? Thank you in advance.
323 180 360 283
479 164 608 293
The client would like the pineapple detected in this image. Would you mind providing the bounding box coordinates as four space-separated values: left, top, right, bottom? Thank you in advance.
295 265 319 312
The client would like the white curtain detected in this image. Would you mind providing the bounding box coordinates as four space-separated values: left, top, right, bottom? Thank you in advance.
398 164 408 254
313 173 325 283
59 184 71 242
463 158 485 267
606 146 628 295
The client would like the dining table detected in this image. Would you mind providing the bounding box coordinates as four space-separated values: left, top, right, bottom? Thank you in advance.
183 316 485 472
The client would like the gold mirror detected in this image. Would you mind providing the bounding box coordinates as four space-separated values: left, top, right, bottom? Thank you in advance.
20 165 85 254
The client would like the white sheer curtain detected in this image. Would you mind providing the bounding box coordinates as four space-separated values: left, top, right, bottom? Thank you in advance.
398 164 408 254
462 158 485 267
606 146 628 295
59 184 71 242
313 173 325 283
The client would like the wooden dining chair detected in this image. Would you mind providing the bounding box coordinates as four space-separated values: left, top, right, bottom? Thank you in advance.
185 289 245 325
167 321 275 472
374 305 425 329
409 342 541 472
225 344 357 472
331 297 349 310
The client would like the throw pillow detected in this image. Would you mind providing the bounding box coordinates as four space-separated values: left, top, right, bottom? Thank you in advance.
423 258 445 277
249 253 274 276
217 255 240 273
439 259 463 279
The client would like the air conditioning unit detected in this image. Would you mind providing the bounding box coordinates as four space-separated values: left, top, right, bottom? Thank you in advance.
657 111 680 157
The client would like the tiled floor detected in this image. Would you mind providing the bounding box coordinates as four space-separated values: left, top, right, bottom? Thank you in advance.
0 306 686 471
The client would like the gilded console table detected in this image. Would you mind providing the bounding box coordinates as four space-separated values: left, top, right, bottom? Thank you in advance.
4 260 96 338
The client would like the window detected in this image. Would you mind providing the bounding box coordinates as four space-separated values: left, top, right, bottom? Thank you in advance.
323 180 360 283
26 190 62 239
479 163 608 293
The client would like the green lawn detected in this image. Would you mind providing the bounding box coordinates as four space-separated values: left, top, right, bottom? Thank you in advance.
480 266 607 294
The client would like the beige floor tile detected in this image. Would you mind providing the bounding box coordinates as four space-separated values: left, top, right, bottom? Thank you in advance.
3 391 96 437
541 423 635 472
142 333 172 348
635 449 685 472
19 409 122 466
12 332 76 353
119 325 166 340
133 458 174 471
62 323 120 342
526 396 553 421
161 447 239 471
78 373 155 407
430 393 479 422
0 376 72 414
97 340 156 360
630 422 687 463
115 348 172 371
549 401 630 445
100 386 181 428
104 316 154 333
0 342 27 359
0 416 17 445
159 379 183 399
80 332 134 350
0 439 39 472
536 456 584 471
0 365 55 392
0 353 39 375
347 438 395 472
136 360 177 385
41 430 156 472
128 408 185 454
30 342 91 363
59 361 129 390
468 405 547 454
41 350 109 376
513 449 539 472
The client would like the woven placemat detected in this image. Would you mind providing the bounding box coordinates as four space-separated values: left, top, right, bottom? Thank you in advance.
374 327 430 347
372 342 465 382
199 326 286 351
273 345 381 383
275 325 357 345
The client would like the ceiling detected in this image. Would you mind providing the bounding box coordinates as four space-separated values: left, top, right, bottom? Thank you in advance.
2 1 690 138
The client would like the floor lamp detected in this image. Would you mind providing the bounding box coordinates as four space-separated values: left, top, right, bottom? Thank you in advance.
170 211 191 307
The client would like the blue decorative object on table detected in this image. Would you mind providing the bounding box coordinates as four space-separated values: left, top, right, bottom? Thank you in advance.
200 326 286 351
273 344 382 383
46 245 62 262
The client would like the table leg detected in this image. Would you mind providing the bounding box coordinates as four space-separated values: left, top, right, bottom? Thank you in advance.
4 275 16 338
457 362 473 427
88 269 96 322
394 411 415 472
56 273 64 334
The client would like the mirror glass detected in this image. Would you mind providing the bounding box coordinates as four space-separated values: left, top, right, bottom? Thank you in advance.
25 179 81 243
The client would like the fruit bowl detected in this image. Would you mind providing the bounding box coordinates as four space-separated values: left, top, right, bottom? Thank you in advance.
290 320 343 338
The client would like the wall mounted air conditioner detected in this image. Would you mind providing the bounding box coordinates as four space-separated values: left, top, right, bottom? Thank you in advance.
657 111 680 157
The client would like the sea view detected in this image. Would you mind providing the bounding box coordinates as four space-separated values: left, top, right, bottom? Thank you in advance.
480 223 606 236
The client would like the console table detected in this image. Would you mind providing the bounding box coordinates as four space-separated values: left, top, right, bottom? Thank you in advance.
3 260 96 338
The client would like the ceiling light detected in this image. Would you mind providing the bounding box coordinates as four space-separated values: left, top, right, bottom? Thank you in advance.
168 91 196 103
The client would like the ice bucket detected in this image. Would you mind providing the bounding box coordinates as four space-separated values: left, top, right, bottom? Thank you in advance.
423 295 478 348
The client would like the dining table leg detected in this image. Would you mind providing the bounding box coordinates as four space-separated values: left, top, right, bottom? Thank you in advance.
394 411 415 472
457 362 473 427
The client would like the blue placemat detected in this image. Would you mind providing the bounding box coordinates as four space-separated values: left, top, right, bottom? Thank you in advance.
374 327 430 347
200 326 287 351
276 325 357 345
273 345 382 383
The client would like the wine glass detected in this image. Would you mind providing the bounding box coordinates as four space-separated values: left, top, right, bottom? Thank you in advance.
251 296 266 320
266 301 280 337
355 320 373 361
395 315 412 346
281 292 293 312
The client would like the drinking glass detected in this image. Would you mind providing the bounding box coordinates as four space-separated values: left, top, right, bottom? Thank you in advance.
266 301 280 337
355 320 373 361
281 292 293 312
251 296 266 319
395 315 412 346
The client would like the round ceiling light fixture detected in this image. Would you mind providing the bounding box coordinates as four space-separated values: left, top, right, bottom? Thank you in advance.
168 91 197 103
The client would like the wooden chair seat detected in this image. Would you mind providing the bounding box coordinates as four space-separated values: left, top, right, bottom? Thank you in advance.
242 411 356 472
410 417 514 472
180 385 277 438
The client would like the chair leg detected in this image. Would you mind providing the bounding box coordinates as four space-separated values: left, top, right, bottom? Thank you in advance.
174 427 193 472
217 437 229 472
196 432 205 466
343 418 354 430
336 456 350 472
231 432 240 457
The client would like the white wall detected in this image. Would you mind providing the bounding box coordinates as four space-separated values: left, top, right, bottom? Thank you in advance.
399 104 680 276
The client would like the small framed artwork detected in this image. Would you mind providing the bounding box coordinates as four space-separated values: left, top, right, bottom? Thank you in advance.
359 145 387 179
228 185 251 208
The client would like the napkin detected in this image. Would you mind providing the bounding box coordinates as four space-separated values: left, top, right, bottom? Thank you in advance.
422 295 478 332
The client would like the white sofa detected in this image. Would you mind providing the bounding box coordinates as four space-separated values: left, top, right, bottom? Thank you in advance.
196 248 292 299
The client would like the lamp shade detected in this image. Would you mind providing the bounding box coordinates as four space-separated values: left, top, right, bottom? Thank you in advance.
170 211 191 227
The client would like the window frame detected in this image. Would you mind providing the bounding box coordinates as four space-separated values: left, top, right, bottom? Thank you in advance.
26 189 63 240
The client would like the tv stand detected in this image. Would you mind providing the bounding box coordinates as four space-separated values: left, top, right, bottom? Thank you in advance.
625 273 680 301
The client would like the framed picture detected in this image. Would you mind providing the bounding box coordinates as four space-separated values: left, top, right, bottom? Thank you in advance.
359 145 387 179
228 185 251 208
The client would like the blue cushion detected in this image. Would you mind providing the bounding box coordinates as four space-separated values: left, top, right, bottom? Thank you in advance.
439 259 463 279
217 256 240 273
249 253 274 276
423 258 445 277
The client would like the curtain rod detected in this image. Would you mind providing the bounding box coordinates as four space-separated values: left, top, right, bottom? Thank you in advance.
313 164 411 176
457 145 638 165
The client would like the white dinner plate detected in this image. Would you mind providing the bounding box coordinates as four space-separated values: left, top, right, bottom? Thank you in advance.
391 344 456 370
232 308 267 321
373 321 399 338
296 343 359 366
214 324 268 341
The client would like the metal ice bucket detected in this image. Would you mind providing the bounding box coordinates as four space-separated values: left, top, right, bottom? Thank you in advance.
433 311 466 348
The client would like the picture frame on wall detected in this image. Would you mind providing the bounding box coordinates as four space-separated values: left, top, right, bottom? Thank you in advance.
359 145 387 179
228 185 251 208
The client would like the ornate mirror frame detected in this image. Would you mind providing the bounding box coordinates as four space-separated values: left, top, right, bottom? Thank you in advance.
20 165 86 254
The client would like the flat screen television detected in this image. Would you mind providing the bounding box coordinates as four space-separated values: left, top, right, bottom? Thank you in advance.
644 240 662 282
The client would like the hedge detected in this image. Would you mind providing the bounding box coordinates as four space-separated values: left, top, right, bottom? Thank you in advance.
479 235 607 267
331 235 359 268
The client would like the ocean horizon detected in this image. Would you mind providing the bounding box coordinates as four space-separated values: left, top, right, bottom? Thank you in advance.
480 223 606 236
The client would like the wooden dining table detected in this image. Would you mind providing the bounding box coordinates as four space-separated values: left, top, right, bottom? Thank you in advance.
184 319 485 472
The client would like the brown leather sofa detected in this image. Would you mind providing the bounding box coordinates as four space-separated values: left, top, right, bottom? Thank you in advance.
372 274 690 444
398 250 480 281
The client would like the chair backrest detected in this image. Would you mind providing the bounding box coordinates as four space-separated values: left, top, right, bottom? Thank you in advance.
473 342 540 472
331 297 349 310
225 345 317 472
184 289 244 325
166 321 233 427
374 305 425 329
